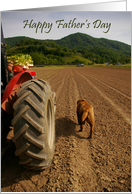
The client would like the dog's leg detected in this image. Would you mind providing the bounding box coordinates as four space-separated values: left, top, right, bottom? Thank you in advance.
87 109 94 138
78 120 83 132
80 121 86 131
78 111 88 132
77 111 80 125
89 124 94 138
78 123 83 132
77 110 82 132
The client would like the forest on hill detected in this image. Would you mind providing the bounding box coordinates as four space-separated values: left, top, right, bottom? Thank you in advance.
5 32 131 66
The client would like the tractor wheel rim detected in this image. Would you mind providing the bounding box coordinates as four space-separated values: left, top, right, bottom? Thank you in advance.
47 99 54 150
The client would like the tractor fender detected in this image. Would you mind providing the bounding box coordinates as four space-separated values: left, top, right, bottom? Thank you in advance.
1 70 37 115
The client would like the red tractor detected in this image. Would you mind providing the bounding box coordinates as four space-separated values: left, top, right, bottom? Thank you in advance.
1 25 56 170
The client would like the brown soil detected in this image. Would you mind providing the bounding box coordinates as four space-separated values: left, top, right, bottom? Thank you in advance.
1 66 131 192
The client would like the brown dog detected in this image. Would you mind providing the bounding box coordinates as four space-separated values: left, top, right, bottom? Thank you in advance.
77 99 95 138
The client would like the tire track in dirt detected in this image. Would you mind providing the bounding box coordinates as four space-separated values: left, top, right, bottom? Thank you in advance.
75 70 131 126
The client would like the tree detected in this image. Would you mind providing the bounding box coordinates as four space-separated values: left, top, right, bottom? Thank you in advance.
112 57 118 65
51 42 56 48
72 48 77 54
31 52 43 65
63 47 69 52
100 57 105 64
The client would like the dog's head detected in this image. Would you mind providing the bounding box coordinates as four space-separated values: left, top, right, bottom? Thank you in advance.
77 99 85 105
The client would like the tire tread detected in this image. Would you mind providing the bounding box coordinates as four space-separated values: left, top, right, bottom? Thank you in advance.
12 79 55 170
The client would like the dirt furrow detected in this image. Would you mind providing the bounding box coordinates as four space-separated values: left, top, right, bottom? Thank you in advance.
84 74 131 117
86 75 131 118
43 69 76 192
73 67 131 192
75 70 131 126
45 68 65 93
46 68 98 192
66 69 99 192
1 67 131 192
89 75 131 100
78 67 131 96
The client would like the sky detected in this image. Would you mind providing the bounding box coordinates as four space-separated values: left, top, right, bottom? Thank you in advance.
1 11 131 45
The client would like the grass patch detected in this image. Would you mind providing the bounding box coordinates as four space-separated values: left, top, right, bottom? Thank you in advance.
63 54 92 65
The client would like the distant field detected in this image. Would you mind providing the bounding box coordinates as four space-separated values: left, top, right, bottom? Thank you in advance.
30 66 64 80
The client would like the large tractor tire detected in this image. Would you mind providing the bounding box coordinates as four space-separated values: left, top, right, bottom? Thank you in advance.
11 79 56 170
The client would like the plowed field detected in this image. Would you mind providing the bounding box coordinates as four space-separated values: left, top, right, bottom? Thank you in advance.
1 66 131 192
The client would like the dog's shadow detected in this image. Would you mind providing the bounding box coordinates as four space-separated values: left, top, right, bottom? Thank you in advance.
55 116 89 141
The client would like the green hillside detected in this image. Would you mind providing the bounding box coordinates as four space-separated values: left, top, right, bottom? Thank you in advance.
55 33 130 53
5 32 131 66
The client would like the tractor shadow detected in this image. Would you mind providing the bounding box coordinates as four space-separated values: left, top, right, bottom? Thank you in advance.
1 141 51 190
55 116 89 141
1 117 89 190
